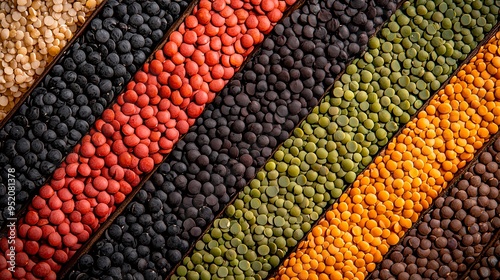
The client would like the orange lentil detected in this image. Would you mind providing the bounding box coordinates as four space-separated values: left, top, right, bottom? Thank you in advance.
273 32 500 280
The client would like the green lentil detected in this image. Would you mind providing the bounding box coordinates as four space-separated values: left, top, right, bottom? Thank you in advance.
174 1 499 279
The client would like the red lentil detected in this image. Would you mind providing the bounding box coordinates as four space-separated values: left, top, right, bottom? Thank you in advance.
0 0 296 277
273 32 500 280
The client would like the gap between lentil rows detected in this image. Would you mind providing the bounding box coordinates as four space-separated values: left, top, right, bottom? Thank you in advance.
67 0 401 278
273 30 500 280
0 0 193 229
0 0 297 278
174 0 500 279
0 0 104 120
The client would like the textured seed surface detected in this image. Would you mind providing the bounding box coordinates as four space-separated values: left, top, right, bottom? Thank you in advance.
0 0 295 278
466 239 500 280
274 31 500 280
68 0 399 278
371 137 500 280
0 0 189 228
177 0 500 279
0 0 104 119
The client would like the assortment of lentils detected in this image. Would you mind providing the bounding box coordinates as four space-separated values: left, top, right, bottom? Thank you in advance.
0 0 191 228
0 0 296 278
176 0 500 279
273 31 500 279
0 0 500 279
369 136 500 280
67 0 401 278
466 238 500 280
0 0 104 119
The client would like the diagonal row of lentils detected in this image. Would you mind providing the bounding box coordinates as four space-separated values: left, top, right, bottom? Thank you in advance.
0 0 191 228
67 0 401 278
175 0 500 279
370 134 500 280
273 30 500 280
0 0 299 278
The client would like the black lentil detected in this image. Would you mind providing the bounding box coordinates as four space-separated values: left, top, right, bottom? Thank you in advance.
68 0 399 278
0 0 191 228
177 0 500 279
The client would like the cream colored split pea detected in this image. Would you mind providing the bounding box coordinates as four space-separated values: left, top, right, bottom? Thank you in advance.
0 0 103 120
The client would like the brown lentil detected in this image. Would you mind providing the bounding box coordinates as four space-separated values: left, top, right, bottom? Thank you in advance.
466 239 500 280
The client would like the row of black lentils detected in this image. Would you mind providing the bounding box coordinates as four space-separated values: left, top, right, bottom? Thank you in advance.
0 0 191 227
68 0 400 279
370 138 500 280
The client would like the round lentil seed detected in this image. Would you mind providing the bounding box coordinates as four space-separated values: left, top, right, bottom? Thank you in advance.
0 0 187 229
0 0 105 119
372 137 500 280
274 30 500 280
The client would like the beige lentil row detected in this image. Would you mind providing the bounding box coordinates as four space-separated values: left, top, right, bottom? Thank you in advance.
0 0 103 120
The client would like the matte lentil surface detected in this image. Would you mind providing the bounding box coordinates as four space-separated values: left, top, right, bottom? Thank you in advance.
273 31 500 280
0 0 295 278
371 137 500 280
0 0 104 119
175 0 500 279
466 239 500 280
0 0 190 228
68 0 400 278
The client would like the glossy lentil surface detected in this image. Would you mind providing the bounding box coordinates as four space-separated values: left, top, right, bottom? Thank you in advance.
274 31 500 280
370 136 500 280
175 0 500 279
68 0 400 278
0 0 104 119
0 0 296 278
466 238 500 280
0 0 191 228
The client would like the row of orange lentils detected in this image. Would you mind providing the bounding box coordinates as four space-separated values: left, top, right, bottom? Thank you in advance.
274 32 500 280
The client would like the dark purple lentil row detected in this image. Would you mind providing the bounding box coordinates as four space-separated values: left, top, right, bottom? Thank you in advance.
369 137 500 280
0 0 191 228
67 0 400 279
